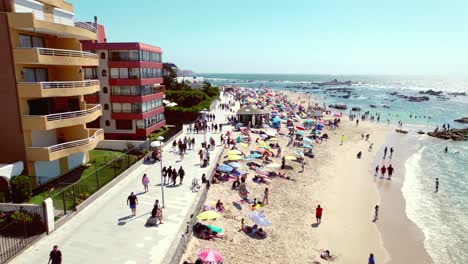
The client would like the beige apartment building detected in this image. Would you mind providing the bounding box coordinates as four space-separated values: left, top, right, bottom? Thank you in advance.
0 0 103 186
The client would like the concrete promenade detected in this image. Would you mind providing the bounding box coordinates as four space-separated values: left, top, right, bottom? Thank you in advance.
13 92 237 264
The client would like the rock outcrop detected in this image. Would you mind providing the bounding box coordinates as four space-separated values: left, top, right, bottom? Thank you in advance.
329 104 347 110
427 129 468 141
419 89 443 96
351 107 361 111
408 96 430 102
454 117 468 123
396 129 409 134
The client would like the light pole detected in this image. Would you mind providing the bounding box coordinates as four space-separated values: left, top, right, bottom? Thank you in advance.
156 136 165 208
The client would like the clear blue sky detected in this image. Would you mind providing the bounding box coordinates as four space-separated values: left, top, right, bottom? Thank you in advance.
73 0 468 75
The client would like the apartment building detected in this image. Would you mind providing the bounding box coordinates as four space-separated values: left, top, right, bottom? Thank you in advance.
82 26 165 140
0 0 103 183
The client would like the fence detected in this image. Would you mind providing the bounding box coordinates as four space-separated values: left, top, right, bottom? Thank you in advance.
49 141 149 219
37 48 98 59
0 206 46 264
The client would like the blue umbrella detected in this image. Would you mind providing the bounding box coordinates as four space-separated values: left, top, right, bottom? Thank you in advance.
217 165 233 172
295 131 305 136
272 117 282 123
302 144 313 149
232 170 242 176
248 153 263 159
228 162 242 168
249 211 271 226
303 137 312 144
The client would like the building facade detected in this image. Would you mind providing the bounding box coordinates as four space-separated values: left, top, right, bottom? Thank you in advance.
0 0 102 183
82 29 165 140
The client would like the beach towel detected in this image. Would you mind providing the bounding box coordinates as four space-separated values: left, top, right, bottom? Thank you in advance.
206 224 223 233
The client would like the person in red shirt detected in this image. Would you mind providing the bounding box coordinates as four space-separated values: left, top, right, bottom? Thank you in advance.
380 165 387 178
315 205 323 224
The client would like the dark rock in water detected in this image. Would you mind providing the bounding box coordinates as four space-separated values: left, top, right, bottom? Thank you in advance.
315 79 354 86
388 92 398 96
427 128 468 141
340 94 351 99
419 89 443 96
408 96 430 102
369 104 377 108
330 104 347 110
396 94 408 99
417 130 425 134
351 107 361 111
383 105 390 108
454 117 468 123
396 129 409 134
448 92 466 96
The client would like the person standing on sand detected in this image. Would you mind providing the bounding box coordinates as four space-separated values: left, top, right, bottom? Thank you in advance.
390 147 394 158
380 165 386 178
127 192 138 216
142 174 149 192
340 135 344 146
435 178 439 193
315 205 323 224
373 205 379 221
263 188 269 205
281 156 286 169
374 165 379 176
387 165 394 180
383 147 388 159
368 253 375 264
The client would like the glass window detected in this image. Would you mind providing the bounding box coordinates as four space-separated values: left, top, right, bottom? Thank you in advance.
136 120 144 129
129 68 140 79
100 52 106 59
129 50 139 61
19 34 32 48
110 68 119 78
112 103 122 112
119 68 128 79
122 103 132 112
23 68 36 82
36 68 48 82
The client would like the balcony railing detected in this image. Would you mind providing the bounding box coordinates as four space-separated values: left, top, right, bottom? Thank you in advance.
37 48 98 59
40 80 99 89
74 22 97 33
29 129 104 153
44 104 101 122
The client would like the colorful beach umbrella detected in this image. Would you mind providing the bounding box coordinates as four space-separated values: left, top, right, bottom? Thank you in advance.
238 183 248 199
303 137 312 144
296 125 306 130
240 143 248 148
197 210 221 220
248 153 263 159
249 211 271 226
302 144 313 149
284 155 296 160
227 150 242 155
272 117 282 123
228 162 241 168
228 155 243 161
268 137 279 141
197 248 224 262
295 131 305 136
217 165 233 172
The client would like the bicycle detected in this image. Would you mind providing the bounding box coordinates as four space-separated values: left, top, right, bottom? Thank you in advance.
191 178 201 192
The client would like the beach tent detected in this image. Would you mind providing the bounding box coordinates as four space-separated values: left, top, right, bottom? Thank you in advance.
236 105 270 127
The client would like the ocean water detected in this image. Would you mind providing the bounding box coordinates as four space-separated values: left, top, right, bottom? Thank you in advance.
201 73 468 263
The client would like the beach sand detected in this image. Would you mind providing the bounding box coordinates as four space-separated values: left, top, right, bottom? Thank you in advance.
180 91 432 264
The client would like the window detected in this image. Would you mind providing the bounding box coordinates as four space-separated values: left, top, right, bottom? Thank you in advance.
104 104 109 110
129 68 139 79
23 68 48 82
105 120 110 126
112 103 122 112
115 120 133 130
103 87 108 94
102 70 107 77
83 68 97 79
110 68 119 78
119 68 128 79
18 34 44 48
100 52 106 59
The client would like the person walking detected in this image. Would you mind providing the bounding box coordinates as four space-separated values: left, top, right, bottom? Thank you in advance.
390 147 394 158
178 166 185 185
48 245 62 264
127 192 138 216
383 147 388 159
172 140 176 152
387 165 394 180
340 135 344 146
142 174 150 192
380 165 386 178
315 205 323 224
263 187 269 205
276 146 282 158
281 156 286 169
435 178 439 193
162 166 167 185
374 165 379 176
368 253 375 264
172 167 178 186
373 205 379 221
151 199 163 224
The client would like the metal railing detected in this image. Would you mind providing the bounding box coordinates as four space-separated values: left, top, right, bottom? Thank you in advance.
40 80 99 89
29 129 103 153
74 22 97 33
37 48 98 59
45 104 101 122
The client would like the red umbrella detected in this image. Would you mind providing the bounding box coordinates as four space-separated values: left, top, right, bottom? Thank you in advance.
197 248 224 262
296 125 306 130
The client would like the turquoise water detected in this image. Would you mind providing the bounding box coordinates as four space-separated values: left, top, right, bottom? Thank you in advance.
202 73 468 263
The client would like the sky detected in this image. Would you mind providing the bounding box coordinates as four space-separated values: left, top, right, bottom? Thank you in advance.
73 0 468 76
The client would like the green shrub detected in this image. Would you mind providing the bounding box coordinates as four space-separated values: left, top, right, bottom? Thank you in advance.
10 176 33 203
10 210 33 224
0 192 8 203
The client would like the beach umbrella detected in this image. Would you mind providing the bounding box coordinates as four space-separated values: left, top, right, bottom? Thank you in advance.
266 163 281 168
236 136 242 143
260 134 269 139
227 150 242 155
228 162 241 168
256 168 269 176
263 145 271 150
217 165 233 172
272 117 282 123
284 155 296 160
197 210 221 220
296 149 303 155
240 143 248 148
295 131 305 136
162 99 170 105
150 141 161 147
265 131 277 136
248 153 263 159
303 119 312 124
258 140 266 145
296 125 306 131
238 183 248 199
228 155 243 161
197 248 224 262
268 137 279 141
302 144 313 149
303 137 312 144
249 211 271 226
232 170 242 177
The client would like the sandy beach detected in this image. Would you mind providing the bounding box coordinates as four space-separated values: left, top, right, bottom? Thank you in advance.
181 90 433 264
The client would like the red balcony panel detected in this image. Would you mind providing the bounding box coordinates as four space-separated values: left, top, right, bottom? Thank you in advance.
111 106 164 120
84 95 99 104
108 78 163 86
107 61 162 68
110 92 164 103
136 120 166 136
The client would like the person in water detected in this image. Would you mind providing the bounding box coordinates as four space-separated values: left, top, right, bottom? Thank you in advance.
445 146 448 153
435 178 439 193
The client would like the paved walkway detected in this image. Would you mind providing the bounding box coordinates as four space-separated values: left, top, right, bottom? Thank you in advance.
13 92 237 264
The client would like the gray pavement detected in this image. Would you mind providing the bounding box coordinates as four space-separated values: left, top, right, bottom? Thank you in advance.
12 92 237 264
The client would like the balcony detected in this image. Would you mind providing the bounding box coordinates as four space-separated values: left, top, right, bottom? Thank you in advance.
39 0 73 11
7 12 96 40
22 104 102 130
18 80 100 98
14 47 98 66
112 106 164 120
26 129 104 161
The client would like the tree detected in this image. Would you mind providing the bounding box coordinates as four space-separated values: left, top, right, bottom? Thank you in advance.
162 64 178 90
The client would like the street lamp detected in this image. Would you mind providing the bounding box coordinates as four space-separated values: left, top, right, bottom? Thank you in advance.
156 136 165 208
200 108 208 144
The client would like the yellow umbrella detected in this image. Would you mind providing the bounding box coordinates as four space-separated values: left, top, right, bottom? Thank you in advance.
227 150 242 155
258 140 266 145
228 155 243 161
268 138 279 141
240 143 248 148
284 155 296 160
197 210 221 220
